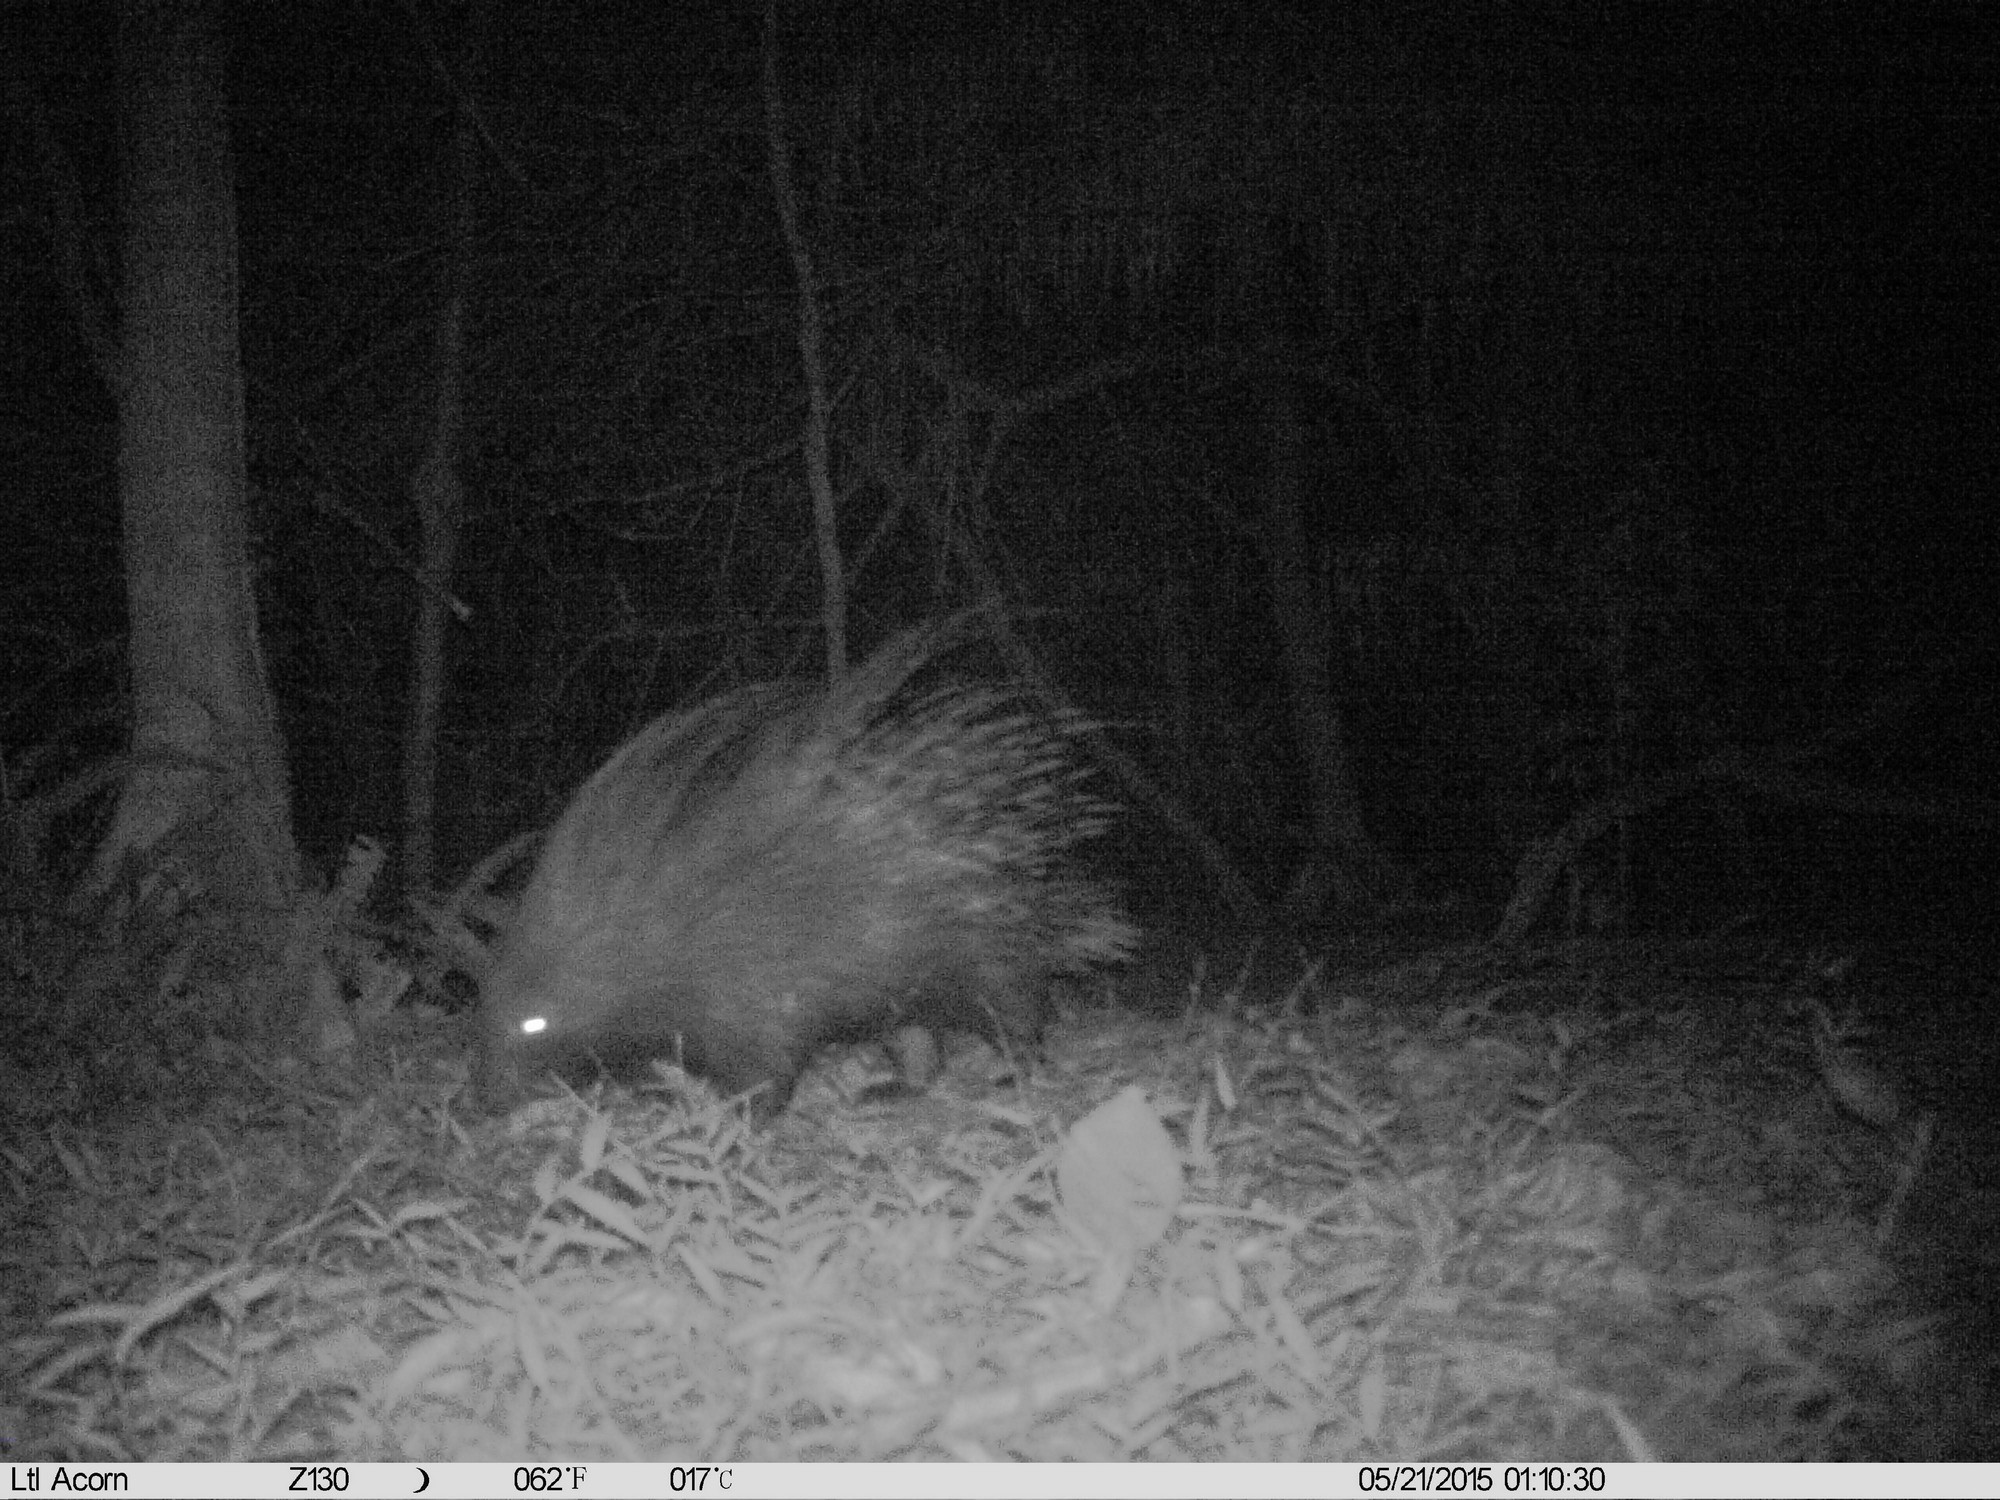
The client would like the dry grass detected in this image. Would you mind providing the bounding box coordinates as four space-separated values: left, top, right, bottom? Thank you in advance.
0 937 1975 1461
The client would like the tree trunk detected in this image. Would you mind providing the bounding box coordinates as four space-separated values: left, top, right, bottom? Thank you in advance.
401 0 481 894
763 4 848 676
90 0 301 984
1258 367 1391 920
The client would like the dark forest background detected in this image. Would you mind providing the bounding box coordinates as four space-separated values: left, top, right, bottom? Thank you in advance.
4 1 1995 951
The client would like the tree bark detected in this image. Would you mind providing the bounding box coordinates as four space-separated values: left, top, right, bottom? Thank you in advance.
401 0 481 893
763 2 848 676
1258 368 1389 919
89 0 300 964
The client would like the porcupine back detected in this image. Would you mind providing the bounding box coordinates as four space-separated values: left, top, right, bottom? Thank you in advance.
473 622 1136 1119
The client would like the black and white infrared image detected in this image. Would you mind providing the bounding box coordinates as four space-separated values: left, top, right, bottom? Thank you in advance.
1 0 1996 1472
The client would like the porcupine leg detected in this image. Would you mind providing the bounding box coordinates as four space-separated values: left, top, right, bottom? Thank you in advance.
887 1024 942 1089
888 959 1049 1093
680 984 820 1124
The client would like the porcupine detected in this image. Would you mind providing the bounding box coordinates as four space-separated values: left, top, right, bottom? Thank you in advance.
472 620 1137 1121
